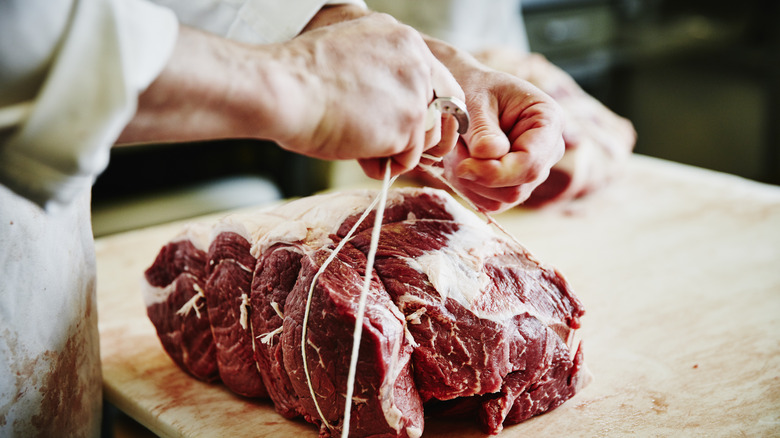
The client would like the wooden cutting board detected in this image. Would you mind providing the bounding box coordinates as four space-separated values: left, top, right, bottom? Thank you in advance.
96 155 780 437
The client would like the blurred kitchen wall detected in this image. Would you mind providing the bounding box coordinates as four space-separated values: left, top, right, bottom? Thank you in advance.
592 0 780 186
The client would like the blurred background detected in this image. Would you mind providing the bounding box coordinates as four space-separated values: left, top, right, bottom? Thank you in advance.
91 0 780 237
519 0 779 187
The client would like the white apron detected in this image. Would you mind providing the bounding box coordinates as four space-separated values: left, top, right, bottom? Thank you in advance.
0 187 101 436
0 0 363 435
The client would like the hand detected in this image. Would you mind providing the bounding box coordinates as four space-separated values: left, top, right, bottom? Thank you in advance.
117 17 463 181
272 13 464 179
427 40 565 213
475 49 636 207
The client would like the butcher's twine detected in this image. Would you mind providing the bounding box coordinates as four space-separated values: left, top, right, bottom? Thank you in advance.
301 160 398 435
341 159 393 437
417 154 525 249
303 154 523 437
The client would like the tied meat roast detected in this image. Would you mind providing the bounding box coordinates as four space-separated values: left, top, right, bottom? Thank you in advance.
142 187 590 436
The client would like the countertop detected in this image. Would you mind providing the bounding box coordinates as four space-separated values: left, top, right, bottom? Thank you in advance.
96 155 780 437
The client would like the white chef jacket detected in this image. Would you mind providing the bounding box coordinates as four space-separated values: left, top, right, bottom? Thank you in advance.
0 0 363 435
365 0 529 54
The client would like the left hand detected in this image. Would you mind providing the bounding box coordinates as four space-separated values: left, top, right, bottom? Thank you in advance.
431 42 565 213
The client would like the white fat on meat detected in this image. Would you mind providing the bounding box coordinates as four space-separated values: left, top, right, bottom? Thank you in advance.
171 222 212 250
410 223 559 327
245 190 379 255
241 189 419 256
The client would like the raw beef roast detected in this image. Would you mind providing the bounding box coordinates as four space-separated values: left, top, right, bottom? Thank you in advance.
143 187 590 436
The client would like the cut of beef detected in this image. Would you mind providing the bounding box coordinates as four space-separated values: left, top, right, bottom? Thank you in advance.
203 230 267 398
143 187 590 437
249 243 304 418
143 226 218 382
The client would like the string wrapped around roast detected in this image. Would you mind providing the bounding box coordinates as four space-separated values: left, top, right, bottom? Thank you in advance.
142 187 591 437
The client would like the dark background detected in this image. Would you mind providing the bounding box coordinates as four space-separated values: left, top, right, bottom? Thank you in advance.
523 0 779 185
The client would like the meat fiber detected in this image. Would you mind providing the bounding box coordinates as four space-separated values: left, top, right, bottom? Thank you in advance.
142 187 590 436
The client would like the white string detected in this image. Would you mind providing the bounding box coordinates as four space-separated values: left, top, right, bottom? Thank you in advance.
300 161 398 433
341 159 393 438
417 154 525 248
298 153 521 435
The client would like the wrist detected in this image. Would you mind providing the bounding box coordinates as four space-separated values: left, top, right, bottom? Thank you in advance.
118 27 320 146
238 39 325 150
424 36 486 82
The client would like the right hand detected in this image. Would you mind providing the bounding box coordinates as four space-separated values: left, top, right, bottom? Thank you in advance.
265 13 464 179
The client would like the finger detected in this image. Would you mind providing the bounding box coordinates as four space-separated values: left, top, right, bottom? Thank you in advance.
508 122 566 183
388 120 427 176
462 92 511 160
358 156 421 179
454 150 546 188
424 113 459 159
429 56 464 103
357 158 385 180
455 178 531 205
423 112 442 153
508 110 564 154
452 183 508 213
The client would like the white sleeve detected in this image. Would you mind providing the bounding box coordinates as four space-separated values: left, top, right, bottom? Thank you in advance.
366 0 529 53
149 0 366 45
0 0 178 211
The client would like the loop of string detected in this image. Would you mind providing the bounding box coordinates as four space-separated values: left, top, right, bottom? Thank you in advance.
340 159 393 437
302 153 521 436
301 159 397 434
418 154 524 248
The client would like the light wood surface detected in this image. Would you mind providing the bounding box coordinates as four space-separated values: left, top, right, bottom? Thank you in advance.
96 155 780 437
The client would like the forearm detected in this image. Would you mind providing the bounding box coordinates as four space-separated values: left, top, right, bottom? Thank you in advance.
118 10 462 178
116 26 304 145
118 3 377 147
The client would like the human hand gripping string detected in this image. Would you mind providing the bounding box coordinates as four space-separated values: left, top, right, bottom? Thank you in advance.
417 154 526 249
305 93 520 436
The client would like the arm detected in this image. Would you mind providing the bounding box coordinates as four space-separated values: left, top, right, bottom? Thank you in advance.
119 12 463 179
297 5 565 212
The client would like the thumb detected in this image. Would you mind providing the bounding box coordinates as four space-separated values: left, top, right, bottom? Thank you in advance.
462 96 510 160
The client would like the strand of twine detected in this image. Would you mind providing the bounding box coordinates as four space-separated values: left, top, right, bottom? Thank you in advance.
417 154 524 248
302 153 520 435
300 160 397 433
341 159 393 438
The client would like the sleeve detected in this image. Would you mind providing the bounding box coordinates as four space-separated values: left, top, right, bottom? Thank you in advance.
0 0 178 211
149 0 366 45
365 0 529 53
